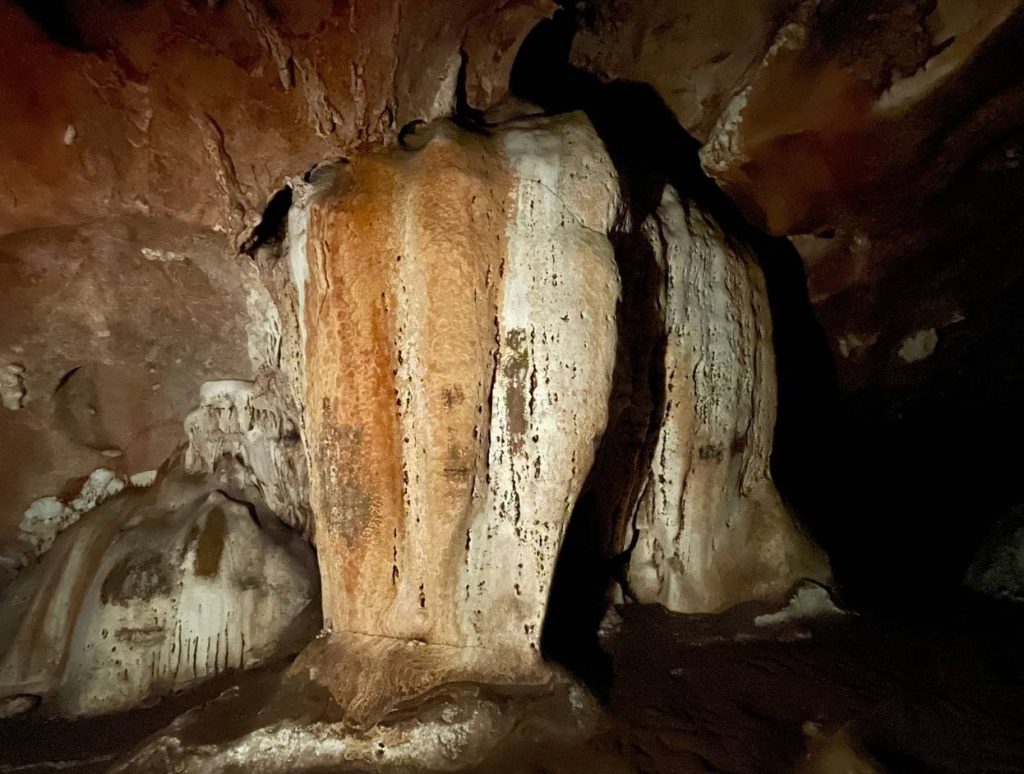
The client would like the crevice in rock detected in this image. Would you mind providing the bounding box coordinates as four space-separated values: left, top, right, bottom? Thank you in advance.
241 185 294 257
453 48 485 129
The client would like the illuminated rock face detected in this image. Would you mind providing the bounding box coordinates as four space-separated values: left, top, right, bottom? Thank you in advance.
274 110 827 721
285 113 621 720
628 190 827 613
0 469 318 718
184 372 313 539
0 218 258 569
0 0 554 240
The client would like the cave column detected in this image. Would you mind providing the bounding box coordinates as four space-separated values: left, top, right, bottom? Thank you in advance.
290 114 621 723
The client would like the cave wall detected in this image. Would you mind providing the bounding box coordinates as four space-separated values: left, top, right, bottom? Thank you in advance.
0 0 555 239
574 0 1024 606
575 0 1024 394
0 218 261 581
0 0 553 580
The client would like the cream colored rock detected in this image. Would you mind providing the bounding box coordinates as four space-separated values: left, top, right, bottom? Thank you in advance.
17 467 126 559
184 371 312 538
0 468 318 717
285 111 620 722
627 188 827 613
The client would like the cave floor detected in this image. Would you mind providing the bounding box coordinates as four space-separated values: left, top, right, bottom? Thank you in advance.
2 601 1023 773
586 601 1024 773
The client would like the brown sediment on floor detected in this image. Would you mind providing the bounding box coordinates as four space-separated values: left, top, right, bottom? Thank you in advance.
3 602 1023 773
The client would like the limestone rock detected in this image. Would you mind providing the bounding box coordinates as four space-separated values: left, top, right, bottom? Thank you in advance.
699 0 1023 238
113 674 598 773
570 0 792 141
0 467 319 718
570 0 1024 405
0 0 554 240
0 217 257 550
184 372 312 538
16 467 127 560
692 0 1024 396
284 111 620 721
627 188 828 613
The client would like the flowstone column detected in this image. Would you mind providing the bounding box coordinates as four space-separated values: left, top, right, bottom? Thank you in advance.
627 188 828 613
289 112 621 723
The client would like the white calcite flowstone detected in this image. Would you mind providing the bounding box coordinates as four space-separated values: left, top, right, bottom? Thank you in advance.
626 188 828 613
0 468 318 717
18 467 127 557
281 110 621 722
184 371 313 538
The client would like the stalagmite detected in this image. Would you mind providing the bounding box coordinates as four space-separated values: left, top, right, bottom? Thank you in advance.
184 371 313 538
627 188 827 613
283 112 621 723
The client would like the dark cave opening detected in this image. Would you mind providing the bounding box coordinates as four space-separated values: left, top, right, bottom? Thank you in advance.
241 185 294 257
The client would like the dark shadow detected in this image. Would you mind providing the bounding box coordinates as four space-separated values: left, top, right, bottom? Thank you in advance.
13 0 89 51
241 186 294 256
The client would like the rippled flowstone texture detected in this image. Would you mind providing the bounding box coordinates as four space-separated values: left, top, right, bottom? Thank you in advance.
0 467 319 718
266 107 828 728
627 189 828 612
281 111 622 724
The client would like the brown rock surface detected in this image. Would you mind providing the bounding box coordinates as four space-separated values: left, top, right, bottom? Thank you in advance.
0 0 554 241
0 217 256 549
571 0 1024 396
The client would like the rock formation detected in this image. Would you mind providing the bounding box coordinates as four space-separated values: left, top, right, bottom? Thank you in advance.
281 111 621 722
0 94 827 724
628 189 826 612
0 0 555 240
0 217 259 568
0 467 318 717
184 372 313 538
573 0 1024 391
3 1 1024 769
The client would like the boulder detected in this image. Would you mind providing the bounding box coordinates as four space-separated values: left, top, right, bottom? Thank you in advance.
0 467 318 717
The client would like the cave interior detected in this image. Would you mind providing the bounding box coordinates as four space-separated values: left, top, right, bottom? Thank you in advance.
2 1 1024 772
